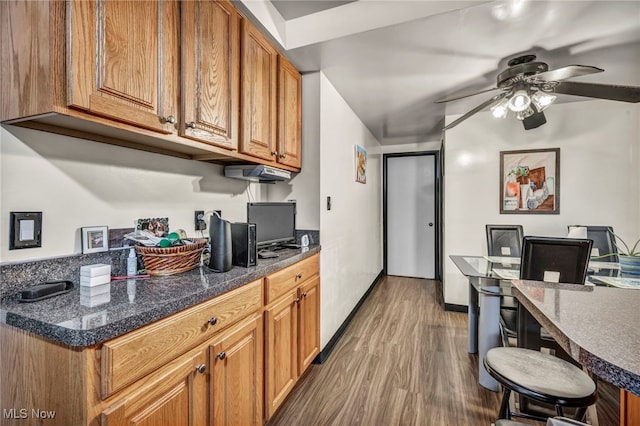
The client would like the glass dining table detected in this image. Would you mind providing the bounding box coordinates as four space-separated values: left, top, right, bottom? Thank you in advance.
448 255 630 391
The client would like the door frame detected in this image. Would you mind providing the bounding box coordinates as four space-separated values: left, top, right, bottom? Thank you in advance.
383 151 443 281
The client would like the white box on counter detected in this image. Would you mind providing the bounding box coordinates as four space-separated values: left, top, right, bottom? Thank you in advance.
80 274 110 287
80 264 111 278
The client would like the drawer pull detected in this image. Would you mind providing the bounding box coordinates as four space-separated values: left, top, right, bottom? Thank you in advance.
208 317 218 326
217 352 226 360
196 364 206 374
296 273 303 280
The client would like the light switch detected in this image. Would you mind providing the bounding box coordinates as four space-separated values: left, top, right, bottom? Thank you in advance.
10 212 42 250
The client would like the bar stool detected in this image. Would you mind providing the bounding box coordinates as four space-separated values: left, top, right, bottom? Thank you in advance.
496 416 589 425
485 347 597 421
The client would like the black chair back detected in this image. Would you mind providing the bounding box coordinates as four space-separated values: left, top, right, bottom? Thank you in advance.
520 236 593 284
568 225 618 263
486 225 524 257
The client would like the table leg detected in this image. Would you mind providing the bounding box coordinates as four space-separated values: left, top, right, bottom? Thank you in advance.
468 281 479 354
478 282 501 391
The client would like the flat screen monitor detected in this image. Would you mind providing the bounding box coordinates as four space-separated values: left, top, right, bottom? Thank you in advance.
247 202 296 248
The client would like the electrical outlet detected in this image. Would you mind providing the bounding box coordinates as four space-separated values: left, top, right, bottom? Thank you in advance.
195 210 206 231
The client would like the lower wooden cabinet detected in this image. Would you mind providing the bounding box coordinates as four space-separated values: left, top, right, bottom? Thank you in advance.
100 349 209 426
264 254 321 419
211 315 263 426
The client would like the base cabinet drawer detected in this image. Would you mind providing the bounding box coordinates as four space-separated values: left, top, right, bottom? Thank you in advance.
265 253 319 304
101 279 262 397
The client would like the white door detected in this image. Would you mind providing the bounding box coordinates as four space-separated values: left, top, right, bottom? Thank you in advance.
386 155 436 278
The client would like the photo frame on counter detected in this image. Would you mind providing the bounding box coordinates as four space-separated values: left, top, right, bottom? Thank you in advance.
500 148 560 214
81 226 109 254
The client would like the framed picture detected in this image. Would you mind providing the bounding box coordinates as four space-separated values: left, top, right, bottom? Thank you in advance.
355 144 367 184
81 226 109 254
500 148 560 214
136 217 169 237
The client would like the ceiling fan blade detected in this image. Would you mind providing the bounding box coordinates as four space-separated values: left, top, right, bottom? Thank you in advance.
435 86 504 103
443 92 509 131
529 65 603 83
553 81 640 103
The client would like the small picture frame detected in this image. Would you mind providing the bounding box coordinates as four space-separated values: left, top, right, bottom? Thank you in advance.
354 144 367 184
82 226 109 254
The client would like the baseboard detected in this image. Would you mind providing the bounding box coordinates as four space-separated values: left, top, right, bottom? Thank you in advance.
312 270 384 364
444 303 468 313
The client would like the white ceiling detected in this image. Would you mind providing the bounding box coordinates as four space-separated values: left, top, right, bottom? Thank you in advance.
240 0 640 145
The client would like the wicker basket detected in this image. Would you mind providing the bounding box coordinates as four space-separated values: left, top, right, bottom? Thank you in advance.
135 238 208 276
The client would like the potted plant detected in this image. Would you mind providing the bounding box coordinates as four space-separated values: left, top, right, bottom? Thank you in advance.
610 231 640 277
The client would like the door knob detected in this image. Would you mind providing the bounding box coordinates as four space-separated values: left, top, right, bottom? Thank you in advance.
428 222 434 227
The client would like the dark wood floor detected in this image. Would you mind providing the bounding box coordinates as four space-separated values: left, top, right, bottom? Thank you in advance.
268 276 620 426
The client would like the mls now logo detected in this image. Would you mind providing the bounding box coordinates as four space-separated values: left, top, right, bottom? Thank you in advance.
4 408 56 419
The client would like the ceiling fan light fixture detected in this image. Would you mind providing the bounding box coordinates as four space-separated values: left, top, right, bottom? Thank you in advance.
515 106 534 120
508 89 531 112
490 99 510 119
531 91 557 111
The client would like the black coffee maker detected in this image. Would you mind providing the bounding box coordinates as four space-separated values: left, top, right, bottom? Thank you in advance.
208 212 232 272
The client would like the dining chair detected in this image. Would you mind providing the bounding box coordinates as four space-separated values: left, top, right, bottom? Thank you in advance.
486 225 524 316
486 225 524 258
499 236 593 345
567 225 618 262
486 236 596 422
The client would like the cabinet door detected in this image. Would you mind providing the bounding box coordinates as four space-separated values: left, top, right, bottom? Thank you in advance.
265 290 298 419
298 276 320 375
68 0 178 134
277 55 302 168
240 18 278 161
181 0 239 149
101 349 208 426
210 315 263 426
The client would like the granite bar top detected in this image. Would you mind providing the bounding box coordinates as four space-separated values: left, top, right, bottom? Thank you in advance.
511 279 640 396
0 246 320 348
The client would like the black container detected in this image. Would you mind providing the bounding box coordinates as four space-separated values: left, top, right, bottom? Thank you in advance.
231 222 257 267
208 214 232 272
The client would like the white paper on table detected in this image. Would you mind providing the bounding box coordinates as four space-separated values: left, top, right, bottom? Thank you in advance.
492 268 519 280
591 276 640 289
588 261 620 270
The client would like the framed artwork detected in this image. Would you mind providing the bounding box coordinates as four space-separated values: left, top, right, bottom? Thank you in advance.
81 226 109 253
500 148 560 214
136 217 169 237
355 144 367 184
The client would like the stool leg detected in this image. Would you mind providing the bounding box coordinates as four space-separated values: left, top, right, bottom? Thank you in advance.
499 389 511 419
555 405 564 417
574 407 587 422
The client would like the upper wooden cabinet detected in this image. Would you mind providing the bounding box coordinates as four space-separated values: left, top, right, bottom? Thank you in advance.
277 55 302 168
1 0 302 171
181 0 240 150
240 18 278 161
67 0 178 135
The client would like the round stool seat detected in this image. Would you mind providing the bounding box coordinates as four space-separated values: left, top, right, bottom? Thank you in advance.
485 347 597 406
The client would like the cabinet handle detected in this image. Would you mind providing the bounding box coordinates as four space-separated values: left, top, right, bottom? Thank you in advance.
162 115 176 124
217 352 226 360
279 153 287 159
296 273 303 280
271 151 278 156
208 317 218 326
301 292 308 298
294 297 300 304
187 121 196 129
196 364 206 374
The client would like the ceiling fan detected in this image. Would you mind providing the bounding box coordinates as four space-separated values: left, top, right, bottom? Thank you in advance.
437 54 640 131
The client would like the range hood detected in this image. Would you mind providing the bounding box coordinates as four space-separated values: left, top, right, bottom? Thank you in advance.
224 165 292 183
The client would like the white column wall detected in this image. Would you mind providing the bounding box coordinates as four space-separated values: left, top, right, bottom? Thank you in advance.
443 100 640 306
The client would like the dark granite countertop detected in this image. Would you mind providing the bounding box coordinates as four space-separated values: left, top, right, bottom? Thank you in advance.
511 279 640 396
0 246 320 348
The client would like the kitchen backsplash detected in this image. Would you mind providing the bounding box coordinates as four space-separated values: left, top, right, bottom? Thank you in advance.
0 229 319 299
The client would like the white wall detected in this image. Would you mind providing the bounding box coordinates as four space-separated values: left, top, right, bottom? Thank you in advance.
382 141 441 154
443 100 640 305
0 125 266 263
